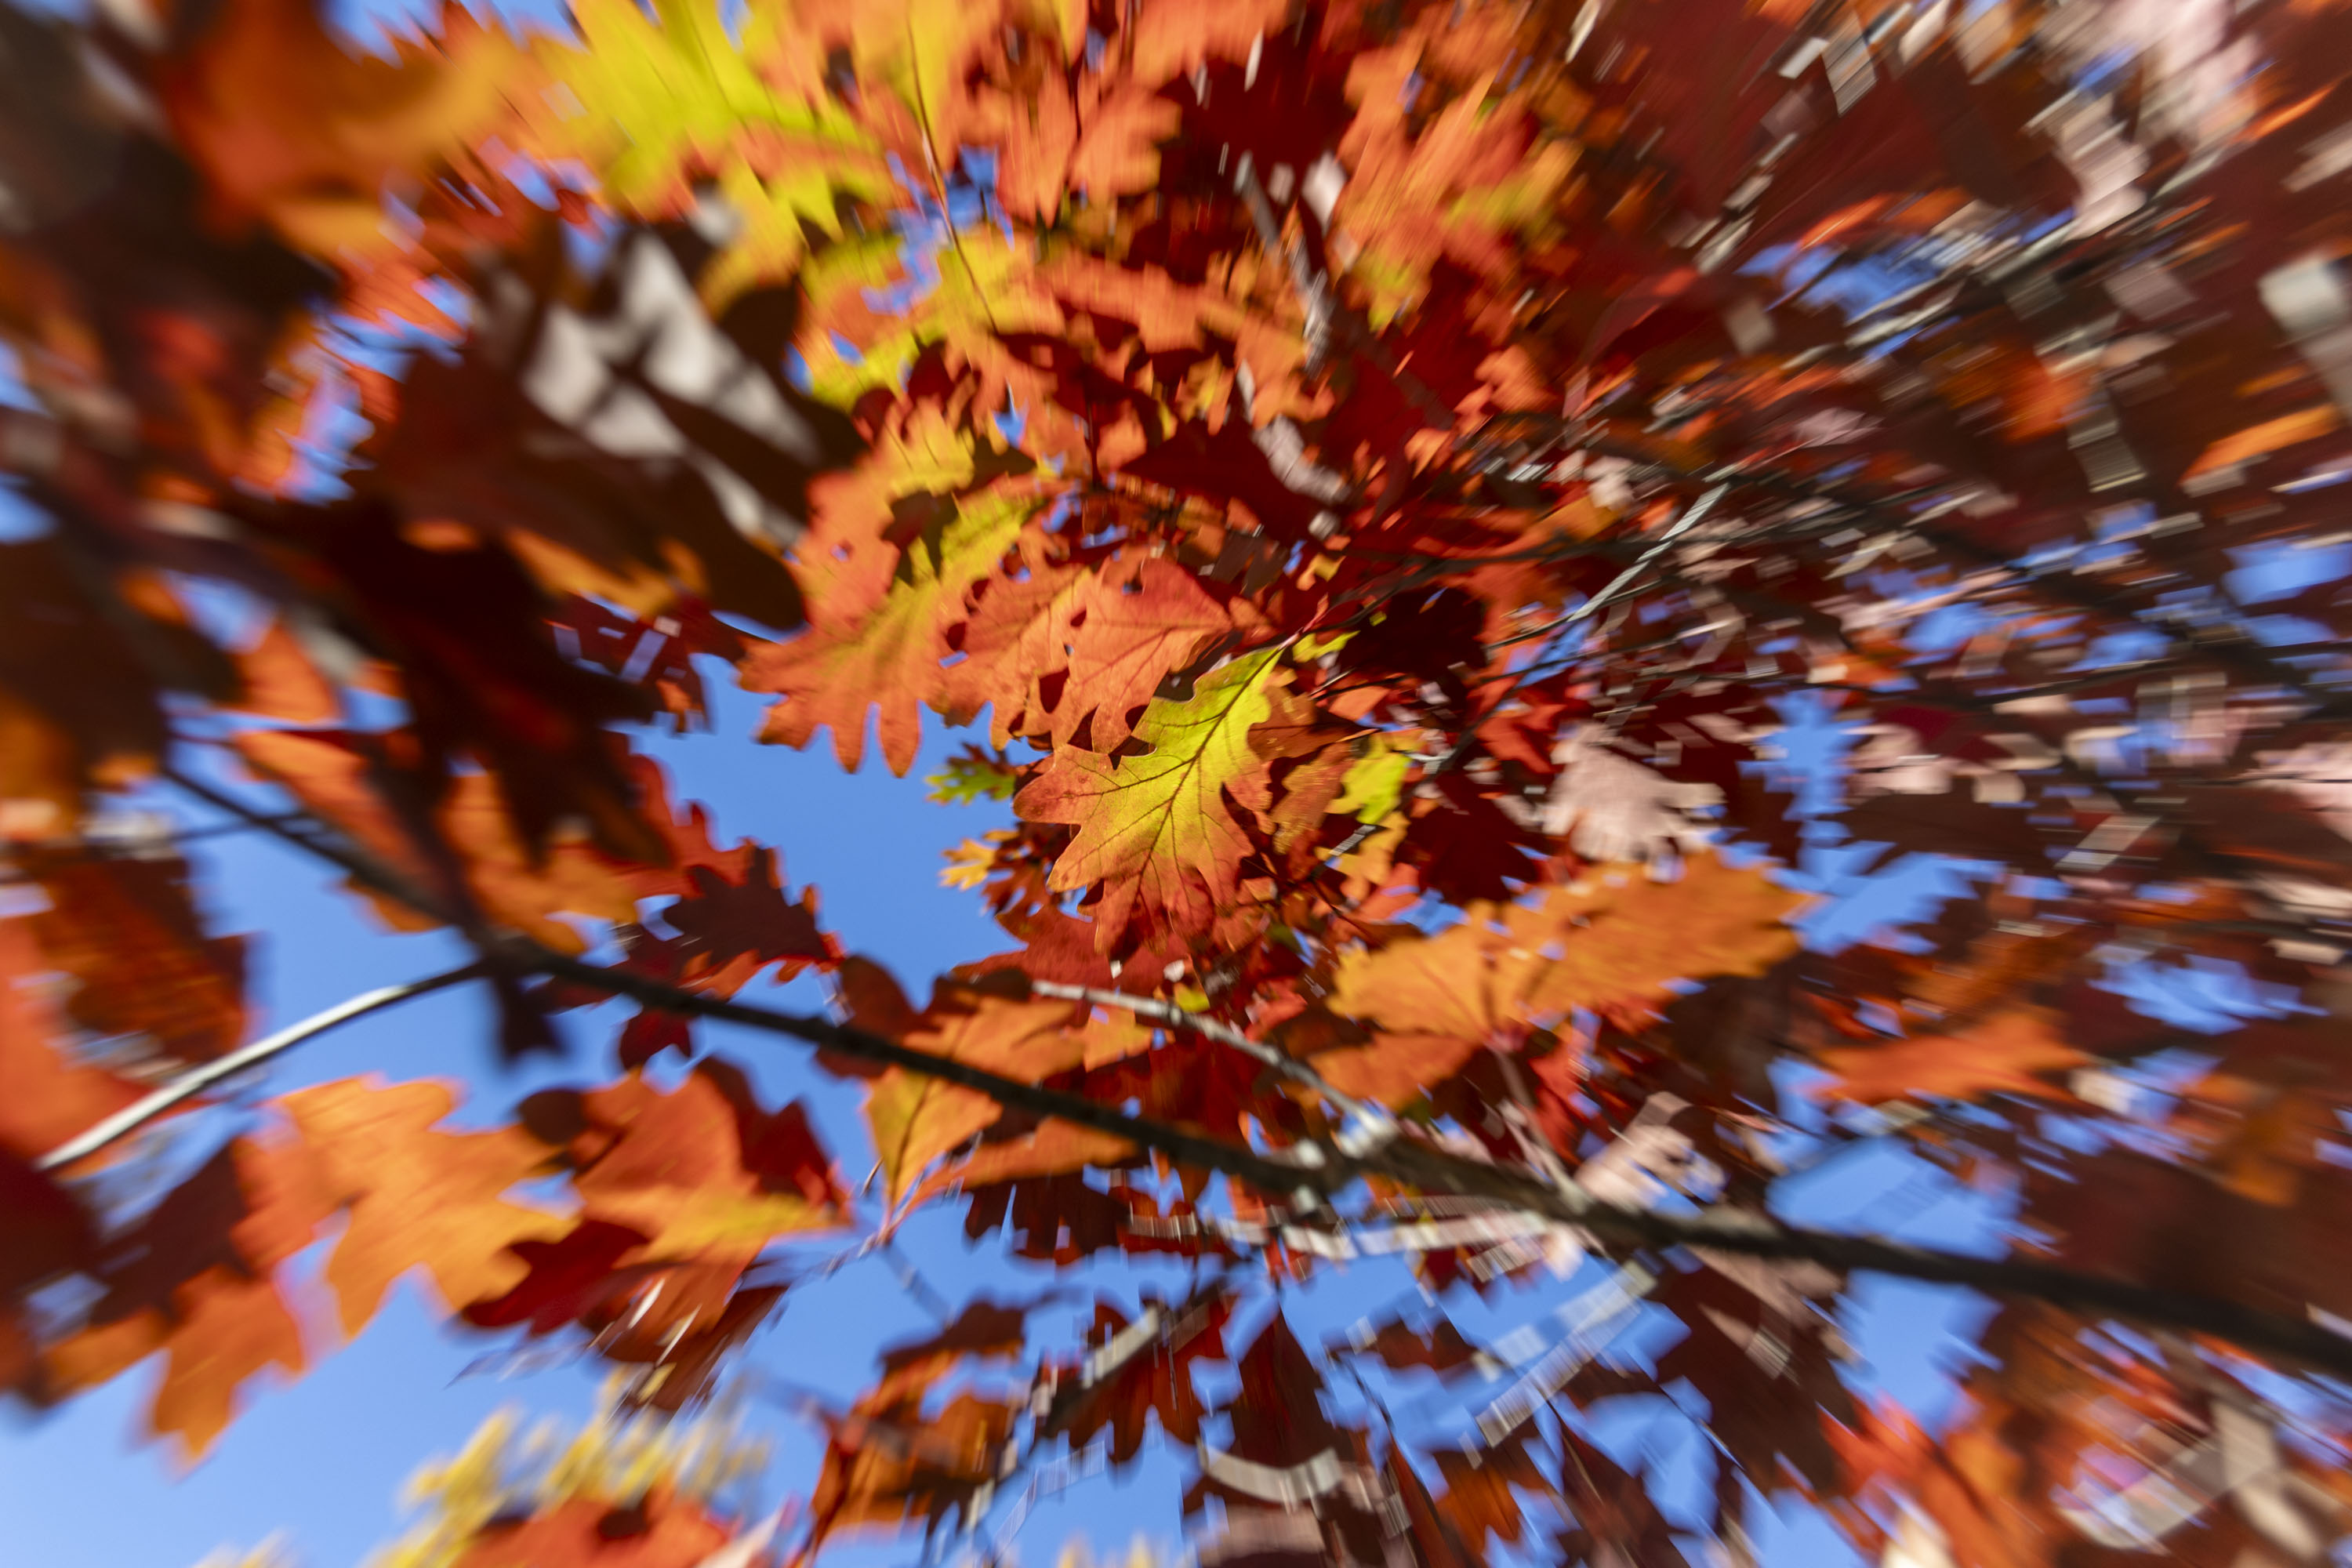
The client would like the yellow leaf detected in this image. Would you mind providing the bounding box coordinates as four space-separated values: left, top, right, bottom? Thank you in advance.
1334 739 1409 826
1014 648 1283 947
521 0 889 299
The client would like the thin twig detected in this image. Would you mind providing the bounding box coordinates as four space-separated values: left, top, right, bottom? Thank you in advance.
1028 979 1387 1131
36 960 488 1172
1430 483 1727 775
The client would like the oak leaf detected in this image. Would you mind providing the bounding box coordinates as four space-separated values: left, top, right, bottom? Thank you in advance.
160 0 519 258
859 977 1085 1206
20 848 247 1064
1519 857 1806 1014
1308 1033 1487 1110
746 489 1041 773
1053 557 1232 750
1015 648 1285 948
1044 1292 1230 1464
278 1077 568 1335
1327 858 1800 1105
449 1490 737 1568
0 541 230 837
230 618 340 725
0 1149 94 1294
809 1390 1020 1543
44 1265 307 1462
32 1136 334 1457
0 921 146 1161
1811 1011 2089 1107
459 1220 656 1337
542 1059 847 1255
1327 918 1549 1044
908 1119 1138 1212
519 0 891 302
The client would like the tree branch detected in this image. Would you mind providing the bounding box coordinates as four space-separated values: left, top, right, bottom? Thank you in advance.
36 959 488 1172
165 765 2352 1381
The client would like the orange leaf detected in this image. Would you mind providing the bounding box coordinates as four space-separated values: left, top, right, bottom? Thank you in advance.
1521 856 1806 1014
450 1490 735 1568
1127 0 1291 85
1054 557 1232 749
1812 1011 2089 1106
1067 87 1182 202
2183 404 2341 480
0 922 145 1162
230 617 340 724
746 490 1040 775
906 1120 1137 1211
857 973 1083 1207
161 0 522 257
34 1135 336 1457
551 1059 848 1256
1307 1033 1486 1109
46 1265 307 1462
20 848 247 1064
1014 648 1283 948
277 1077 567 1335
1330 855 1803 1044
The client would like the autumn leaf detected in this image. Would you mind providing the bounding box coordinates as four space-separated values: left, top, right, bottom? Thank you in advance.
278 1077 568 1335
1327 917 1548 1044
0 542 230 838
33 1136 333 1457
449 1490 737 1568
661 848 835 995
1324 857 1800 1106
161 0 521 259
1015 647 1284 948
1812 1011 2089 1106
2183 405 2341 482
534 1058 847 1255
1068 87 1184 205
0 921 145 1162
459 1220 655 1337
862 978 1085 1207
44 1265 307 1462
0 1150 93 1294
1044 1292 1230 1464
19 848 247 1063
519 0 891 303
746 489 1043 773
1519 857 1806 1014
1307 1033 1486 1110
230 617 340 725
1052 557 1232 749
808 1390 1021 1544
906 1119 1138 1211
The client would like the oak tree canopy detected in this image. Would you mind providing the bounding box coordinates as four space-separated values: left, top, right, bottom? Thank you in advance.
9 0 2352 1564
